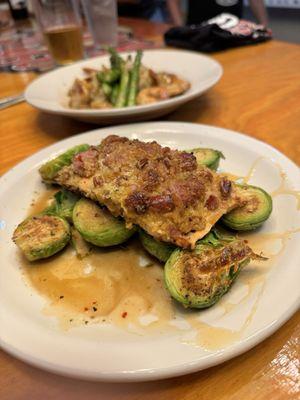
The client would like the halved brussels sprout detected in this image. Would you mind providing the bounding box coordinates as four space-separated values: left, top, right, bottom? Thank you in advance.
139 230 176 262
190 148 224 171
73 198 136 247
39 144 90 182
222 184 272 231
13 215 70 261
164 230 256 309
71 227 92 259
44 189 79 222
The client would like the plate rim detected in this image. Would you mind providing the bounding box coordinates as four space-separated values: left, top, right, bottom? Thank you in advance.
24 49 223 117
1 121 299 382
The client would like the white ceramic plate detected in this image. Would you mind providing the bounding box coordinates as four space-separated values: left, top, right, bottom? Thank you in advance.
0 122 299 382
24 50 222 124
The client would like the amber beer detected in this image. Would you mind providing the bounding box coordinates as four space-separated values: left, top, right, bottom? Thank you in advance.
44 25 83 65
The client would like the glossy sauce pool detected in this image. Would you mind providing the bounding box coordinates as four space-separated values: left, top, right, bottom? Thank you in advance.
23 189 174 331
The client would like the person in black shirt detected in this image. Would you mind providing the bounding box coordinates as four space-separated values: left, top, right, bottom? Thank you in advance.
169 0 268 26
118 0 169 21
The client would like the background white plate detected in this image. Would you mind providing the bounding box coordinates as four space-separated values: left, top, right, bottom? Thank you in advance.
0 122 299 382
25 50 222 124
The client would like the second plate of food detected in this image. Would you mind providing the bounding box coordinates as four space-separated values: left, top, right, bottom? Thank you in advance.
24 49 222 124
1 122 299 382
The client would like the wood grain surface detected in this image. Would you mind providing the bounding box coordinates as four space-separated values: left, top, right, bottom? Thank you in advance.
0 17 299 400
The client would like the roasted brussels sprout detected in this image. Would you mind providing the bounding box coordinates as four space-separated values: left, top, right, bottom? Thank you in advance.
39 144 90 182
44 189 79 222
164 230 258 309
222 184 272 231
190 148 224 171
70 227 92 259
73 198 136 247
139 230 176 262
13 215 70 261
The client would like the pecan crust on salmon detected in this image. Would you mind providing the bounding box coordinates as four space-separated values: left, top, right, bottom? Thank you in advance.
50 135 243 249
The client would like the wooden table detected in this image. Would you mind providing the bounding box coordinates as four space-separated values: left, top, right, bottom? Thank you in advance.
0 18 299 400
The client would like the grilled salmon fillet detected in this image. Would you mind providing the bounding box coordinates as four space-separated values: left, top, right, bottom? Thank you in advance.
50 135 243 249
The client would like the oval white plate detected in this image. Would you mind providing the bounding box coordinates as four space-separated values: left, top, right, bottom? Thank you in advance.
0 122 299 382
25 50 222 124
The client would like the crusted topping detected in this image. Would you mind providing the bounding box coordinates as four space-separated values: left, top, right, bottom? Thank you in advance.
179 152 197 172
170 178 204 207
73 147 99 178
93 175 103 187
55 135 240 248
205 195 219 211
136 158 148 169
125 191 149 214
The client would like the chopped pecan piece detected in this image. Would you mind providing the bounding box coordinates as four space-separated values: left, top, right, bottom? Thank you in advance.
220 178 232 198
205 195 219 211
125 191 149 214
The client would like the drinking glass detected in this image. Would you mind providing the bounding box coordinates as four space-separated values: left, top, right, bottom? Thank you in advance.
32 0 84 65
81 0 118 49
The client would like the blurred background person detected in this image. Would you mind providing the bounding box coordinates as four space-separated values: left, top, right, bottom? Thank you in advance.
118 1 268 26
117 0 184 24
169 0 269 26
117 0 168 22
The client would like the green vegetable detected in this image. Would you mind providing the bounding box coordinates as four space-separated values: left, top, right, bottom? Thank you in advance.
97 69 120 84
108 47 124 72
115 62 130 108
127 50 143 107
222 184 273 231
190 148 224 171
39 144 90 182
110 84 119 105
164 230 252 309
139 230 175 262
71 227 91 259
102 82 112 99
44 190 79 222
73 198 136 247
12 215 70 261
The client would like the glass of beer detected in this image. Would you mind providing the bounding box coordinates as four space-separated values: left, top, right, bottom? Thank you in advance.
32 0 84 65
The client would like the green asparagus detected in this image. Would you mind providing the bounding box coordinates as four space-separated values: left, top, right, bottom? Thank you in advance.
127 50 142 106
115 63 130 108
102 82 112 99
110 84 119 105
108 47 124 72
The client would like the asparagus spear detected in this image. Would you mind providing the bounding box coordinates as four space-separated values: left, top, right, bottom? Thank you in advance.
127 50 143 107
108 47 124 72
115 62 130 108
102 82 112 99
110 84 119 105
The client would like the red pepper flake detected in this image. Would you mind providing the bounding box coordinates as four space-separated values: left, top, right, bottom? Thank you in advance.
92 306 97 312
59 295 64 299
92 301 97 304
122 312 128 319
84 307 88 311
